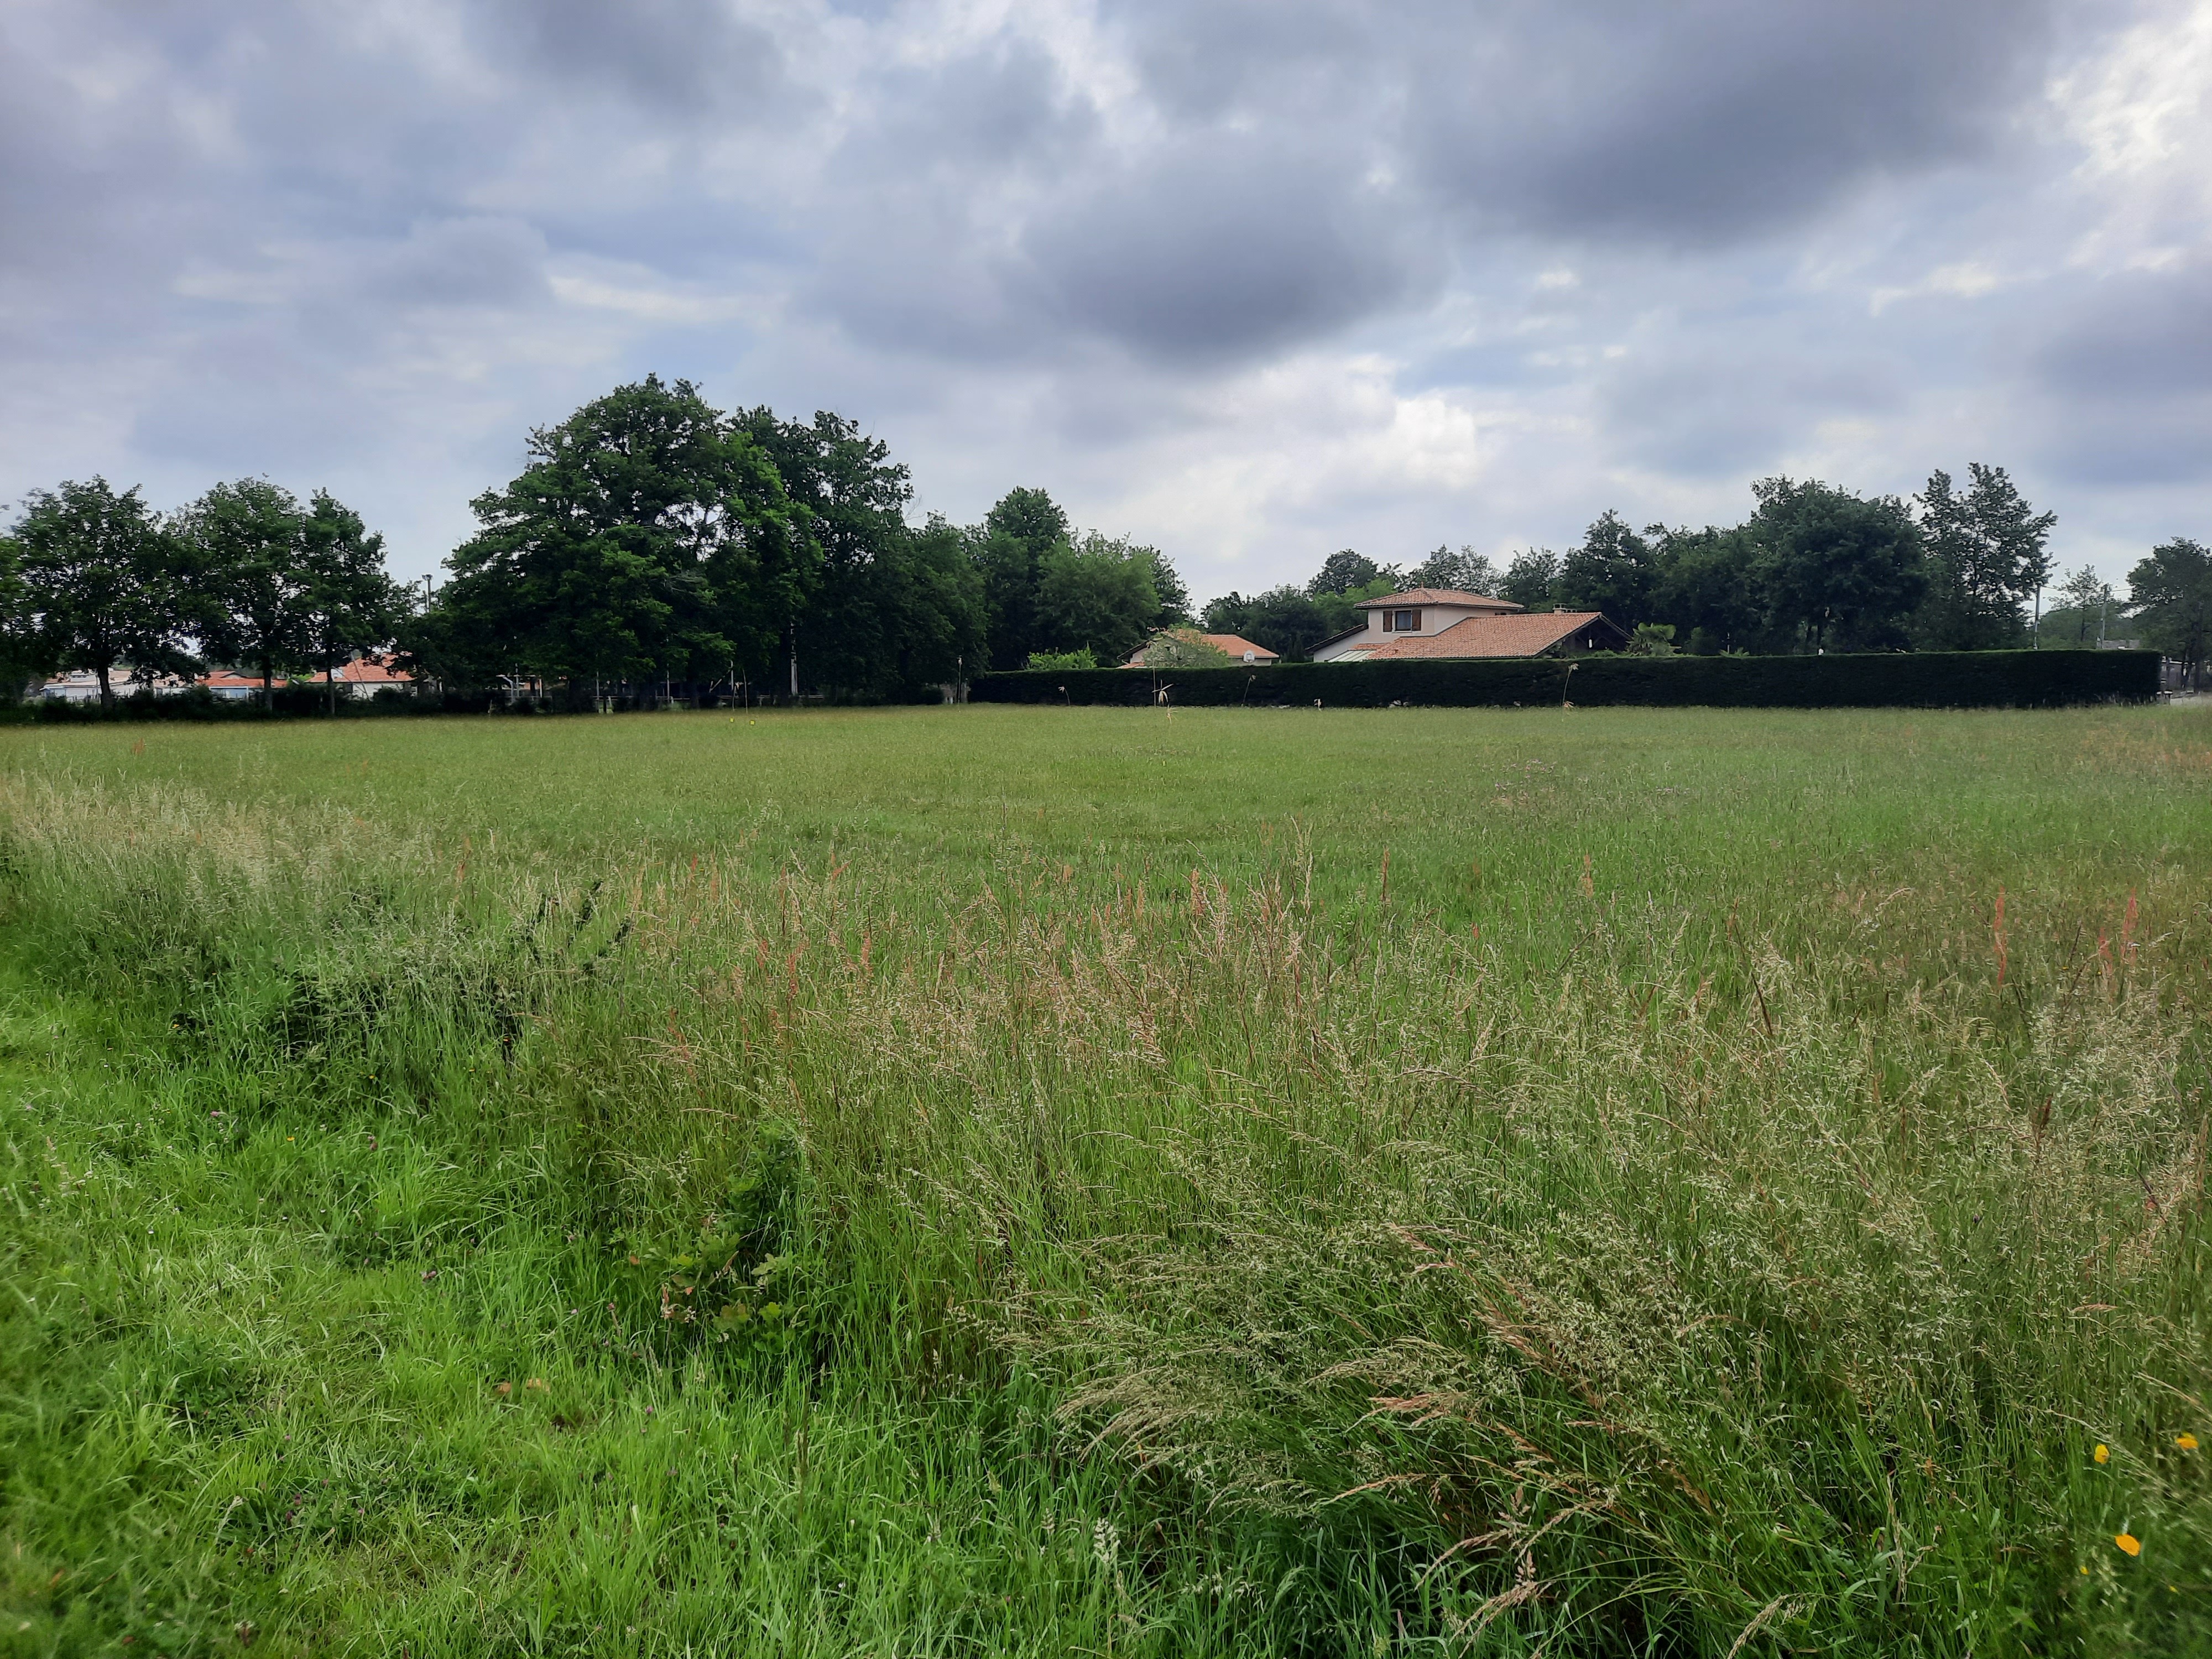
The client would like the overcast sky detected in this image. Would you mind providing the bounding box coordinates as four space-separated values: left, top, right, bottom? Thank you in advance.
4 0 2209 602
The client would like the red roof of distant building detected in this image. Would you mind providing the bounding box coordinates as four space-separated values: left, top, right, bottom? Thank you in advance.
307 656 414 685
1123 630 1281 665
1196 632 1278 661
1340 612 1624 659
200 670 286 690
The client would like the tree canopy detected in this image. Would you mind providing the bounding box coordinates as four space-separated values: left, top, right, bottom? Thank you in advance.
300 491 408 712
1749 478 1925 652
2127 538 2211 683
16 478 195 706
1913 464 2056 650
430 376 810 700
13 410 2177 707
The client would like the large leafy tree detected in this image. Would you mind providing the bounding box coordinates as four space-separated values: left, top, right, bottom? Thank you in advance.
1307 549 1398 597
0 535 27 701
1148 554 1194 629
1202 586 1340 660
299 491 407 713
1408 544 1504 596
438 377 810 700
1499 550 1561 612
182 477 319 703
894 516 989 689
1750 477 1926 653
2044 564 2113 647
975 487 1071 670
739 408 907 695
2127 537 2212 687
1554 511 1661 624
737 408 987 697
1034 531 1161 665
14 477 195 706
1913 465 2056 649
1648 526 1767 655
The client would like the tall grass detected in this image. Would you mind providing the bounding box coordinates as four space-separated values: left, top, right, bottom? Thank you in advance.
3 706 2210 1655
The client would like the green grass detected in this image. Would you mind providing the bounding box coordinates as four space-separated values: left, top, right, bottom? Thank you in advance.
3 703 2210 1656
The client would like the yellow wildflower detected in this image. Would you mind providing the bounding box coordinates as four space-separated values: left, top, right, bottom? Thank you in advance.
2178 1434 2199 1451
2116 1533 2141 1557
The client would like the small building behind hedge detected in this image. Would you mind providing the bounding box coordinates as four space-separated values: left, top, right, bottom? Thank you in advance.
971 648 2163 711
1310 586 1629 662
1330 608 1629 661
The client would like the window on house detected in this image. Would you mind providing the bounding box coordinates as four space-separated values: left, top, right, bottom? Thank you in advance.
1392 609 1420 632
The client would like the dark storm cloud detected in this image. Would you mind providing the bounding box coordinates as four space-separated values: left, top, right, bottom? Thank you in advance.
792 0 2063 368
2033 263 2212 484
1091 0 2058 253
804 38 1104 361
1404 0 2056 242
353 218 553 311
0 8 206 293
2039 264 2212 399
1105 0 1375 122
1600 341 1911 477
1018 142 1423 362
477 0 790 117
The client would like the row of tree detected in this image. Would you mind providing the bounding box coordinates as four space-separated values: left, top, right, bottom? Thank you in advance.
7 377 2209 705
0 476 404 709
0 377 1194 707
379 378 1189 699
1207 473 2208 680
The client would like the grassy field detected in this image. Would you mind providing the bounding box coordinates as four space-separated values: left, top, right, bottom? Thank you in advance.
2 702 2210 1657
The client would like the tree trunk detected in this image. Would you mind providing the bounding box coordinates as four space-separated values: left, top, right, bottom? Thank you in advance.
328 652 338 717
96 663 113 709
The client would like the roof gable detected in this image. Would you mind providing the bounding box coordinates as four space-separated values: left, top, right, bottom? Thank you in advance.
1348 611 1626 660
1355 587 1522 611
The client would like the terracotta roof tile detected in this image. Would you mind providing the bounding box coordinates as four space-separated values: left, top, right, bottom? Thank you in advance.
310 657 414 685
1339 612 1624 660
1123 629 1281 665
1197 632 1278 661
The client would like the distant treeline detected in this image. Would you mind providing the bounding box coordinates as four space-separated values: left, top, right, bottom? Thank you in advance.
5 375 2208 708
1209 479 2211 679
0 377 1189 708
0 476 403 712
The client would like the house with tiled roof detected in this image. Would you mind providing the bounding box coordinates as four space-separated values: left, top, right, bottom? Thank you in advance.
200 670 288 700
306 655 417 697
1123 629 1280 666
1310 588 1628 662
38 666 192 701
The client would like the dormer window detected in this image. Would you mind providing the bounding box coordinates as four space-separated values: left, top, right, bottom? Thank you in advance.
1381 608 1420 632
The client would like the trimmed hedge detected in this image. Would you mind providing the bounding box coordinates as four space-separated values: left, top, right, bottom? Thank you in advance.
971 649 2162 711
4 687 495 724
